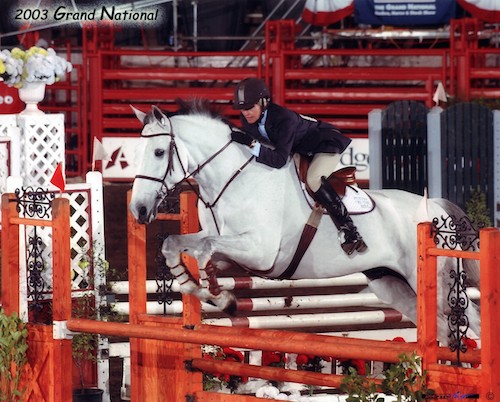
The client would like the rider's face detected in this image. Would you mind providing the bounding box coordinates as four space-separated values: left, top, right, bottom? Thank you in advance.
241 103 262 124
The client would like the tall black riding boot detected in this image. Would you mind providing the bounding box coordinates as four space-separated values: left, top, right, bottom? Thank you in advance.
313 178 368 255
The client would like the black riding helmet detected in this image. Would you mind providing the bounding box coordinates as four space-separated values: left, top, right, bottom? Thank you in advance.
232 78 271 110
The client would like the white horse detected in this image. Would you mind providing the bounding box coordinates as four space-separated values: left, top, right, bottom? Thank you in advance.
129 101 480 343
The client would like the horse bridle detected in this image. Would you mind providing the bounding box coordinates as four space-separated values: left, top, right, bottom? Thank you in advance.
134 116 254 233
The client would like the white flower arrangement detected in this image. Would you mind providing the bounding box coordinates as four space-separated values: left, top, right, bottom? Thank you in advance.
0 49 23 87
0 46 72 88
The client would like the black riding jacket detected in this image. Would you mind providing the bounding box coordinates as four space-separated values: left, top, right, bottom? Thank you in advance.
240 102 351 168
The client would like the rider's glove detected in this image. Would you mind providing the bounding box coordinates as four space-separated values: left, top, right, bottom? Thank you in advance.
231 128 255 147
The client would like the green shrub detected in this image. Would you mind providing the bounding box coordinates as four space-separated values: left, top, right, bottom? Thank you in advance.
0 309 28 402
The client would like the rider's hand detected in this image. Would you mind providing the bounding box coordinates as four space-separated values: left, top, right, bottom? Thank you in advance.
231 128 255 147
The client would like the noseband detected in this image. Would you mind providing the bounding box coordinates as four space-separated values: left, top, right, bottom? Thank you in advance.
134 115 254 233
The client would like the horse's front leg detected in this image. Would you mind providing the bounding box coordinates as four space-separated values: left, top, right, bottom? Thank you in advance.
162 232 262 314
160 232 207 297
161 233 241 314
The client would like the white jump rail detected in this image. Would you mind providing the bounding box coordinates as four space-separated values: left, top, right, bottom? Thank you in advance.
110 275 479 326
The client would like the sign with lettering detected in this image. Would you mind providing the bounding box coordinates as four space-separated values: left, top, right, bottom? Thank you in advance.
339 138 369 181
354 0 456 26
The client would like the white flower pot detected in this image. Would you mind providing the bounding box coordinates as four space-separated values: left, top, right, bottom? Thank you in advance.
18 81 46 116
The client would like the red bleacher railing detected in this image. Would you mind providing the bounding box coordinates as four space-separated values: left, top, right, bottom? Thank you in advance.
36 18 500 177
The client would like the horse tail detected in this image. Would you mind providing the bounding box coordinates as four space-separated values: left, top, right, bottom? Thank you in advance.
434 198 480 287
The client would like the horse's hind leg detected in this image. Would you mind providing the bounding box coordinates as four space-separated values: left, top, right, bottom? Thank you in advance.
367 270 459 345
365 273 417 325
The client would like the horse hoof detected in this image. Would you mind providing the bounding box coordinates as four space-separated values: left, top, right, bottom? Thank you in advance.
223 302 237 316
221 292 238 316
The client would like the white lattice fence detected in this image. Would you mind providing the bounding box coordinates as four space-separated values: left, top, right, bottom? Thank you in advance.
12 173 105 314
17 114 65 188
2 110 110 400
9 171 108 399
0 114 20 227
0 137 11 197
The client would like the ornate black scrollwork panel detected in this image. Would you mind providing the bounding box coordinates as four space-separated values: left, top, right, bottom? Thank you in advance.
16 187 56 323
447 258 469 364
157 186 181 214
154 233 175 314
431 214 480 251
15 186 55 218
26 227 46 317
432 214 480 362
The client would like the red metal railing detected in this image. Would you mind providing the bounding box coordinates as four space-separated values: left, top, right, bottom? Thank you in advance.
278 48 448 134
89 49 264 145
38 19 500 177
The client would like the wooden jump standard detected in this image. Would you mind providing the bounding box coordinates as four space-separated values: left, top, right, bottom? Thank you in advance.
1 193 72 401
417 223 500 398
1 191 498 401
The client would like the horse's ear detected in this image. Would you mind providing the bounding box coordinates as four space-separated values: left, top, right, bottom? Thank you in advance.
130 105 147 123
152 105 170 128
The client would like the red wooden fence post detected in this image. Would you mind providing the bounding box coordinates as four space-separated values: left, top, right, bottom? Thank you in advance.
51 197 73 402
479 228 500 400
126 190 147 402
180 190 203 399
126 190 203 401
1 193 20 314
417 222 438 369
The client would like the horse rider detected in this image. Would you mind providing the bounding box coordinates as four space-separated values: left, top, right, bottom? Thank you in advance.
231 77 367 255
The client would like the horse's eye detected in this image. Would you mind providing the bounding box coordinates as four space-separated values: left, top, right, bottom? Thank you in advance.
155 149 165 157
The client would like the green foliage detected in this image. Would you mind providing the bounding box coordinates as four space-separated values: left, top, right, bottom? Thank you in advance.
341 353 433 402
72 245 123 389
341 366 384 402
469 98 500 110
72 294 99 389
465 189 492 229
381 353 431 402
0 309 28 402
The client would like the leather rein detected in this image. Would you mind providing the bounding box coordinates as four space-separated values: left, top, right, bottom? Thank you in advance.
135 115 320 281
134 116 254 234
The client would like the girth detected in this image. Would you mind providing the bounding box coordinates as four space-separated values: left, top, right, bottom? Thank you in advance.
277 157 360 280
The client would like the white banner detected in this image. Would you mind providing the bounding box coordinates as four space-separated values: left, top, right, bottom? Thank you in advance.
101 137 144 179
101 137 370 181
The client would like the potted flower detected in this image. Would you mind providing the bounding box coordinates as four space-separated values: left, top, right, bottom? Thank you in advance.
16 46 72 88
0 49 23 87
201 345 248 393
0 308 29 402
340 352 434 402
0 46 72 115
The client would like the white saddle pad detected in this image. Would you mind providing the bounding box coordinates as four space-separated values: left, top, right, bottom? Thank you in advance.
342 186 375 215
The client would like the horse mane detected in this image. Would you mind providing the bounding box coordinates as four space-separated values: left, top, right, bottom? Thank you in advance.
174 98 226 121
148 98 247 138
174 98 275 148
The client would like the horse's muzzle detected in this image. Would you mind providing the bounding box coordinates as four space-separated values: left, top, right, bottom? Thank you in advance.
129 203 155 224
